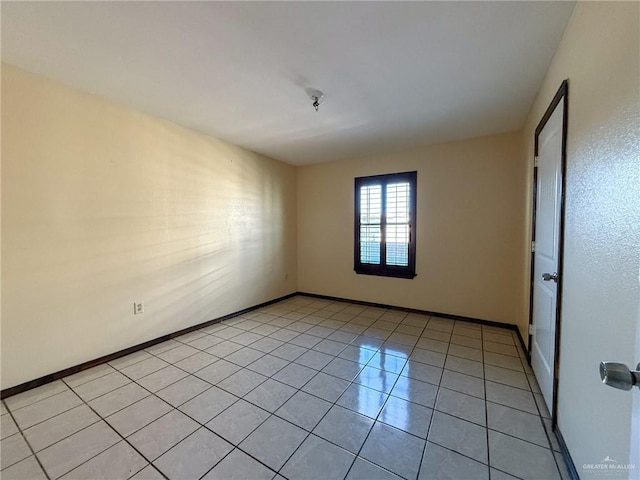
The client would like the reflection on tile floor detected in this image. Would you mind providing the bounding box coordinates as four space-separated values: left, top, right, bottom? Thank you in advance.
1 296 570 479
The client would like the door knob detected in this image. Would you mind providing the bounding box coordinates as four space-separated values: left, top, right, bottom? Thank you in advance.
542 272 558 282
599 361 640 390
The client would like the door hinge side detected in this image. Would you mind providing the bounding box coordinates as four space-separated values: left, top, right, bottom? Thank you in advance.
531 241 535 253
534 156 539 168
529 324 535 336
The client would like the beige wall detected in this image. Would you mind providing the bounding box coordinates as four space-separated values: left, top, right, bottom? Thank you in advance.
297 132 527 328
1 65 297 390
522 1 639 474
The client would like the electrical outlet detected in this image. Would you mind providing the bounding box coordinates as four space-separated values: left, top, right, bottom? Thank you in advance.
133 302 144 315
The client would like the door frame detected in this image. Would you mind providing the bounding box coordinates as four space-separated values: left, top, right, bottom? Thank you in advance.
528 79 569 428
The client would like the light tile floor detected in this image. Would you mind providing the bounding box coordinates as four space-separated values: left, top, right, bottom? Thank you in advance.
1 296 571 480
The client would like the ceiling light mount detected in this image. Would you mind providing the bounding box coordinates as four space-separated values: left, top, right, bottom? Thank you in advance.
306 89 324 112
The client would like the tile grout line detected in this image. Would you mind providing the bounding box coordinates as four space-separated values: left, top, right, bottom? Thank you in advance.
115 325 315 478
415 321 544 475
341 313 432 480
60 365 120 391
5 390 86 432
237 304 422 479
224 301 530 477
482 322 492 480
199 299 378 479
63 304 416 468
2 299 345 479
8 316 437 428
2 399 53 480
58 351 282 480
408 310 531 475
425 324 522 475
50 343 249 479
4 296 540 480
7 309 483 417
161 310 552 474
3 383 74 414
523 351 564 478
59 377 167 480
283 300 551 473
249 303 406 479
415 315 451 480
17 408 106 463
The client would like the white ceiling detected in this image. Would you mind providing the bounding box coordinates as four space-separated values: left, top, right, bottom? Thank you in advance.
1 1 575 166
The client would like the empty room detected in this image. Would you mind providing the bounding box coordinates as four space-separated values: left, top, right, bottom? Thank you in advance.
1 1 638 480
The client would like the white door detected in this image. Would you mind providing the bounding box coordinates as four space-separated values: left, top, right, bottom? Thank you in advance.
531 98 564 414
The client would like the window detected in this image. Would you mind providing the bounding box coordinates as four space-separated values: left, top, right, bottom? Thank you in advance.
354 171 417 279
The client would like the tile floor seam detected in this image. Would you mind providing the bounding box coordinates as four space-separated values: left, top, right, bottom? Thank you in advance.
107 353 154 372
199 410 280 477
244 328 403 476
341 423 393 480
118 388 211 438
283 372 432 445
0 432 33 472
143 342 265 391
93 389 167 433
432 387 486 429
22 409 103 455
484 398 542 417
161 383 217 410
537 401 564 477
483 377 533 392
32 419 118 478
7 391 84 432
344 453 405 480
260 312 516 438
196 444 275 480
341 320 429 480
135 350 218 390
485 425 557 451
416 322 454 479
3 384 69 413
114 362 273 477
426 438 495 468
2 296 570 480
1 400 52 480
165 350 220 375
109 355 216 401
58 377 160 480
481 325 492 480
145 342 184 357
492 330 560 480
240 366 355 437
88 364 219 440
149 422 231 478
490 466 526 480
241 308 369 476
73 375 156 407
268 428 324 477
62 367 117 390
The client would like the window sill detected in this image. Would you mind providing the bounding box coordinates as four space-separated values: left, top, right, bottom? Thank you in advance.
354 268 416 279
